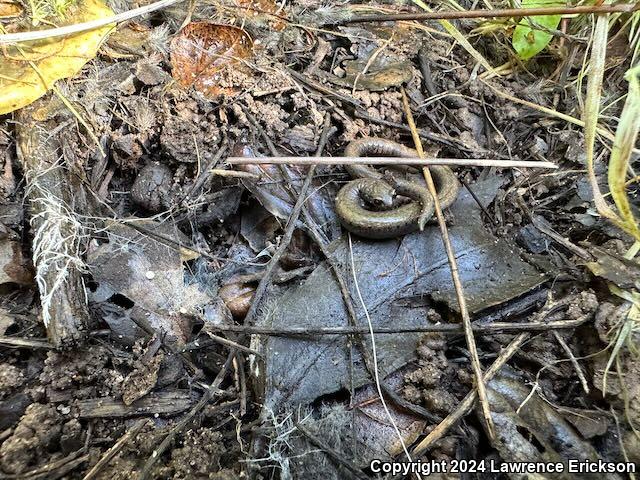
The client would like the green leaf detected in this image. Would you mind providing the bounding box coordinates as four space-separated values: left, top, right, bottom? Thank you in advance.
512 0 563 60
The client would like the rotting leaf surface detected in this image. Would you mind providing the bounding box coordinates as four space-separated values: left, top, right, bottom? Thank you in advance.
170 22 253 97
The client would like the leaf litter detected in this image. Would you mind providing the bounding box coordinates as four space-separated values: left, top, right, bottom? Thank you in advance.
0 0 639 478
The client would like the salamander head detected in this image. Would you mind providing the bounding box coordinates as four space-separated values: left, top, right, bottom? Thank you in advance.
360 179 395 209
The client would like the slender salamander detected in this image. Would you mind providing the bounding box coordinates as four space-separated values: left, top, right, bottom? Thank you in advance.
335 138 460 239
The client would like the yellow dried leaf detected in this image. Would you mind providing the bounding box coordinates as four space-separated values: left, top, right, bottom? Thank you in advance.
0 0 114 115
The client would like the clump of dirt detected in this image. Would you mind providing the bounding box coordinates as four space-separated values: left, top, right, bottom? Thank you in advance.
86 419 158 480
39 345 124 400
131 162 174 212
159 96 223 165
154 427 226 479
402 329 471 416
0 363 25 396
0 403 62 474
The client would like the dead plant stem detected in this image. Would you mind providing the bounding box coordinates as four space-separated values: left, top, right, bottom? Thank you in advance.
328 3 639 25
400 87 496 442
227 156 557 169
138 353 236 480
242 113 331 326
202 314 587 336
0 0 182 44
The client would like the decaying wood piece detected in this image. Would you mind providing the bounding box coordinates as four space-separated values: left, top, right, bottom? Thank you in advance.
15 99 90 348
76 390 195 418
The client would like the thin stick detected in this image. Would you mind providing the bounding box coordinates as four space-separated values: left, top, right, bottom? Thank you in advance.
348 233 414 465
138 352 235 480
227 156 557 169
354 110 474 152
552 331 590 394
400 87 495 442
82 419 148 480
0 336 53 349
0 0 183 44
179 139 228 204
211 169 260 180
204 332 263 357
411 333 529 456
203 316 588 336
243 114 331 326
329 3 639 25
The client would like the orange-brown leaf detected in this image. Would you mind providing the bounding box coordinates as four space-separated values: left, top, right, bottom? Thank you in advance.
170 22 253 97
0 0 22 19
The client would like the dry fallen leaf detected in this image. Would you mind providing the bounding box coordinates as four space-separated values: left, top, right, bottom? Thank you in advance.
87 220 210 347
170 22 253 97
0 0 23 19
0 0 114 115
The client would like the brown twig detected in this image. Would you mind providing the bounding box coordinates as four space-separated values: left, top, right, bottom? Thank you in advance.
227 156 557 169
287 69 365 110
400 87 495 441
552 331 589 394
327 3 639 25
211 168 261 180
204 332 263 357
82 419 149 480
234 352 248 416
179 138 228 205
242 113 332 326
460 177 497 225
138 352 236 480
411 333 529 456
353 110 474 152
0 336 54 349
203 316 588 336
380 384 442 423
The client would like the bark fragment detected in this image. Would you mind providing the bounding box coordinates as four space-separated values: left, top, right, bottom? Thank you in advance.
16 99 90 347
